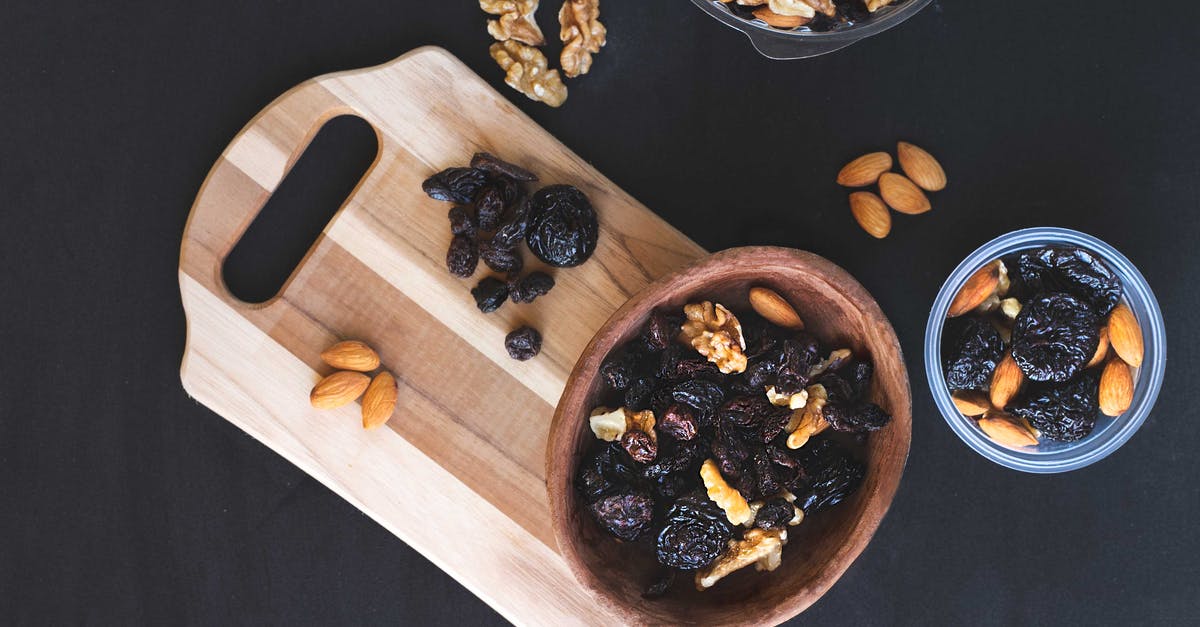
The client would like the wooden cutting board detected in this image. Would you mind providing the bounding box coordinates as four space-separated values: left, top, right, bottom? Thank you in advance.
179 46 706 624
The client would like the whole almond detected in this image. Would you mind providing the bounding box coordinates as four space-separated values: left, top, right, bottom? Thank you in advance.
978 412 1039 448
897 142 947 191
752 7 807 28
849 191 892 239
1099 359 1134 416
1086 327 1110 369
749 287 805 330
362 371 399 429
952 390 991 417
948 261 1002 317
310 371 371 409
1107 303 1144 368
989 352 1023 410
837 152 893 187
878 172 931 214
321 340 381 372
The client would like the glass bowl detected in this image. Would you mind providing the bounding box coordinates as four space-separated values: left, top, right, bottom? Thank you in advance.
690 0 934 60
925 228 1166 473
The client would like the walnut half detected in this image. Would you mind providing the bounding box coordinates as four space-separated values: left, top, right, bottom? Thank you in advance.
695 528 787 590
481 0 546 46
559 0 606 78
680 302 747 374
489 41 569 108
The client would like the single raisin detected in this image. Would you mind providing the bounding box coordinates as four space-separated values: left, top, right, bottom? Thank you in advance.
670 380 726 426
479 240 523 274
624 376 657 411
504 326 541 360
1011 292 1100 383
600 354 634 391
1010 372 1100 442
525 184 599 267
642 310 681 353
422 167 487 203
492 199 530 248
659 345 721 383
942 317 1004 392
774 335 821 395
475 186 506 232
509 271 555 304
588 492 654 542
823 401 891 433
1018 246 1121 316
790 437 865 514
470 152 538 182
655 492 732 570
621 430 657 463
471 276 509 313
659 404 699 441
448 205 476 236
754 497 795 530
446 234 479 278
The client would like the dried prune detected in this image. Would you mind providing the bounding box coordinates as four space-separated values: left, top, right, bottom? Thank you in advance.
624 376 657 411
589 492 654 541
942 317 1004 392
774 335 821 395
509 271 555 304
525 184 598 267
754 497 795 530
448 205 476 236
471 276 509 313
823 402 891 433
479 240 523 274
491 200 530 248
470 152 538 182
655 492 732 570
446 234 479 278
659 404 699 441
1011 372 1100 442
475 186 506 232
1018 246 1121 316
422 167 487 203
504 326 541 360
642 570 677 599
670 380 725 425
791 438 864 514
621 430 657 463
642 310 681 352
1011 292 1100 383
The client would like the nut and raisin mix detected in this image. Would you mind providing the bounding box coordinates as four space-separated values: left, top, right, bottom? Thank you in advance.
718 0 906 33
574 288 889 596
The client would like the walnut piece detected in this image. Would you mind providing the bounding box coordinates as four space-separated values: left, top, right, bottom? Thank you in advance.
481 0 546 46
700 459 752 526
866 0 898 11
588 406 655 443
695 528 787 590
680 302 747 374
786 384 829 449
489 41 568 108
808 348 852 378
767 385 808 410
802 0 837 17
558 0 606 78
767 0 815 18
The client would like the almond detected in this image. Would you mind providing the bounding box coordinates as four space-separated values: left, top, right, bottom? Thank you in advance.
848 191 892 239
836 152 893 187
320 340 381 372
989 351 1023 410
951 390 991 417
1086 327 1110 369
752 7 808 28
362 371 399 429
310 371 371 409
877 172 931 214
749 287 805 330
896 142 947 192
978 412 1039 448
1107 303 1144 368
948 261 1002 317
1099 359 1133 417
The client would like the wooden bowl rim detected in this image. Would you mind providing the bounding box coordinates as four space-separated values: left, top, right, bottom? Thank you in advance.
545 245 912 625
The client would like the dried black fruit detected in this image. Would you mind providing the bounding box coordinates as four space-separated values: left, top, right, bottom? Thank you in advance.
656 492 732 570
504 326 541 361
509 271 555 304
1018 246 1121 316
642 310 681 353
625 376 657 411
491 200 530 248
791 438 864 514
711 420 751 479
577 443 643 502
475 186 506 232
659 345 721 383
446 234 479 278
448 205 476 236
589 492 655 542
754 498 794 530
658 404 698 441
823 401 891 433
479 240 523 274
942 317 1004 392
1011 372 1100 442
642 570 676 599
1011 292 1100 383
642 440 706 482
525 184 599 267
471 277 509 313
423 167 488 204
470 152 538 182
600 354 634 391
621 430 657 463
774 335 821 395
718 397 791 442
670 380 725 425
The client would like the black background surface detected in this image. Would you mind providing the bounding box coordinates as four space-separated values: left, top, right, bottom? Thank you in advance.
3 2 1199 625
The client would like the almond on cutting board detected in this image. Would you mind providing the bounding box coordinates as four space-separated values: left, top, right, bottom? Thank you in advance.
1099 359 1134 416
978 412 1039 448
836 152 893 187
321 340 381 372
896 142 946 192
989 352 1023 410
849 191 892 239
749 287 805 330
362 371 399 429
310 371 372 409
877 172 931 215
1107 303 1144 368
948 261 1003 317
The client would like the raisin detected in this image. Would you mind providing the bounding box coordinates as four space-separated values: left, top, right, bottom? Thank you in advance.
470 152 538 182
641 570 677 599
588 492 655 542
718 397 791 442
659 345 721 383
670 380 726 425
1018 246 1121 316
621 430 657 463
790 437 864 514
642 440 706 482
471 276 509 313
504 326 541 360
624 376 657 411
823 401 891 433
525 184 599 267
448 205 476 236
711 420 751 479
491 199 530 248
475 186 506 232
942 317 1004 392
445 234 479 278
1011 372 1100 442
655 492 732 570
600 354 634 391
754 498 795 530
642 310 681 353
422 167 487 203
659 404 699 441
1011 292 1100 383
479 240 523 274
774 335 821 395
576 443 642 502
509 271 555 304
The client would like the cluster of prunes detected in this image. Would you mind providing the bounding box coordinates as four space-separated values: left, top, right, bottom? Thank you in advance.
576 305 891 596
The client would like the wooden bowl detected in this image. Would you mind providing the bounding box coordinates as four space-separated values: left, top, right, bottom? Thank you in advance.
546 246 912 625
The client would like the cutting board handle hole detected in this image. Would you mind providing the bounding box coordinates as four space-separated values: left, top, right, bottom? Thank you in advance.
222 114 379 304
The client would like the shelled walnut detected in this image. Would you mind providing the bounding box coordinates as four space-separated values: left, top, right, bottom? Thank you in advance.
695 528 787 590
559 0 606 78
681 302 747 374
481 0 545 45
489 41 568 108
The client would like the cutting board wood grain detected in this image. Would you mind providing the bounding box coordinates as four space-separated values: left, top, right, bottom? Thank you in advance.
179 47 705 625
